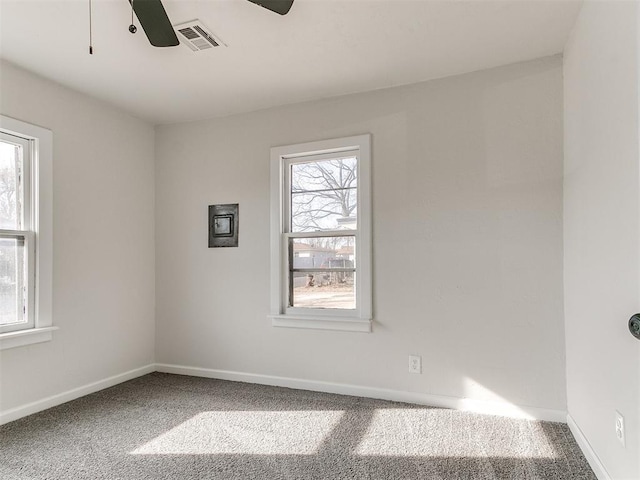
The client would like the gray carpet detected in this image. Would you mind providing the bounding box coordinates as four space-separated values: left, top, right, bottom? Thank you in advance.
0 373 596 479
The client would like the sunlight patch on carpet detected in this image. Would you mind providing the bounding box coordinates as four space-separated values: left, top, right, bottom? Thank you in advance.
130 410 344 455
355 409 560 458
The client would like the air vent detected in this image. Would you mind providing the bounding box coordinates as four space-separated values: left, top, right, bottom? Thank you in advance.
173 20 226 52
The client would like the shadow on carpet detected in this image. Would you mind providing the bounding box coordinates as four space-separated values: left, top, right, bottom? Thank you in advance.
0 373 596 479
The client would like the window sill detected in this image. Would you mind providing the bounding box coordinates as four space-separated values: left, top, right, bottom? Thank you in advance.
0 326 58 350
269 315 371 333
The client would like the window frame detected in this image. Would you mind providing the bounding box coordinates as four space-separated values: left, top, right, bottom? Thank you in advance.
0 115 54 350
269 134 372 333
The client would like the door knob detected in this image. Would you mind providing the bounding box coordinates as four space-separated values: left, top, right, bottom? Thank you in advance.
630 314 640 340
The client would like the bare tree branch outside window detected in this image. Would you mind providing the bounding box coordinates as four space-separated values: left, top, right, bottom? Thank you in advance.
291 156 357 251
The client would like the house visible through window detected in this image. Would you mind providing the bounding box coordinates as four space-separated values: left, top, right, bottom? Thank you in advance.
270 134 372 332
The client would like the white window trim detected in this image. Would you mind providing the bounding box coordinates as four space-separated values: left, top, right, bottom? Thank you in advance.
269 134 372 333
0 115 55 350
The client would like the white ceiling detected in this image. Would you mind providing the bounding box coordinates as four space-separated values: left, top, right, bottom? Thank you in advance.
0 0 582 125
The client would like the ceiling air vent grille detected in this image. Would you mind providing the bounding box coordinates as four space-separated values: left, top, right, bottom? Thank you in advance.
173 20 226 52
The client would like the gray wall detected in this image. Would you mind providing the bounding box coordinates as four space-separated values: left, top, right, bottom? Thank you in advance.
0 61 156 411
155 56 566 414
564 1 640 478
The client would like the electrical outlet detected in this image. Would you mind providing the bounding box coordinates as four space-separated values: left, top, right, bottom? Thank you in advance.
615 411 625 447
408 354 422 374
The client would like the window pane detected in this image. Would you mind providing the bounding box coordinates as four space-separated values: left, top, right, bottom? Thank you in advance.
290 236 355 310
290 157 357 232
291 271 355 310
0 237 26 326
0 140 24 230
291 236 355 270
291 189 357 232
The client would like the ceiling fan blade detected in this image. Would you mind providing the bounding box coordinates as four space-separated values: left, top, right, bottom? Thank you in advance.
246 0 294 16
130 0 179 47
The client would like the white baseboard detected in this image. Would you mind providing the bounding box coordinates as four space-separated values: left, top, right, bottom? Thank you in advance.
0 364 155 426
155 363 566 423
567 414 612 480
0 362 567 426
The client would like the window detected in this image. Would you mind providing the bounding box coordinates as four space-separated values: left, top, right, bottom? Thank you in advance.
0 116 54 350
270 134 372 332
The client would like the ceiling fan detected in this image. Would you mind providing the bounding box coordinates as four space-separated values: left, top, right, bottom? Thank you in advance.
129 0 295 47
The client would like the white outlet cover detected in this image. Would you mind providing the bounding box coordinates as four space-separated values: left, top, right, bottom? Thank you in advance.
408 355 422 374
615 411 625 448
